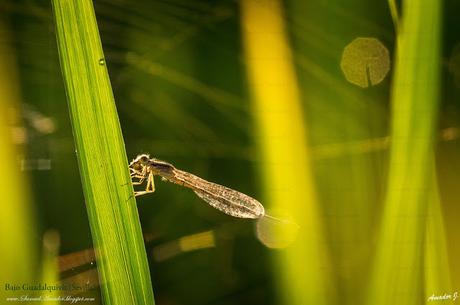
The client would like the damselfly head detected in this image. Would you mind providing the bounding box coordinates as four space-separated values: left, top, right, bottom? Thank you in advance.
131 154 150 165
129 154 151 172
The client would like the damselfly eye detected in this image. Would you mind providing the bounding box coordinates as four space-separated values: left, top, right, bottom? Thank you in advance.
139 156 149 164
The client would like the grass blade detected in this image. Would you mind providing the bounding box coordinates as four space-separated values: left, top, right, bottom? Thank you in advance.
0 16 37 301
241 1 333 304
367 0 442 304
52 1 155 304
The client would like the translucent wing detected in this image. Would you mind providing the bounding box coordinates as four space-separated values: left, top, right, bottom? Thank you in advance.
193 187 264 219
152 164 266 219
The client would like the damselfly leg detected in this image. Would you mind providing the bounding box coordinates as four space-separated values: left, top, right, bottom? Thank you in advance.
134 171 155 197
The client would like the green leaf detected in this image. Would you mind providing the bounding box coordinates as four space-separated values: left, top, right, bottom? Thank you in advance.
52 1 155 304
0 17 37 299
367 0 442 304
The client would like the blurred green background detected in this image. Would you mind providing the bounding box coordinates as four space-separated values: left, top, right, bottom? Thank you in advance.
1 0 459 305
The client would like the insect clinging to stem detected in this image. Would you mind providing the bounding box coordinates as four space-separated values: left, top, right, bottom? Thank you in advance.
129 154 291 222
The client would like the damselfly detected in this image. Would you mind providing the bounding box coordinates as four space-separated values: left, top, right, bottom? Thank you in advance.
129 154 265 219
